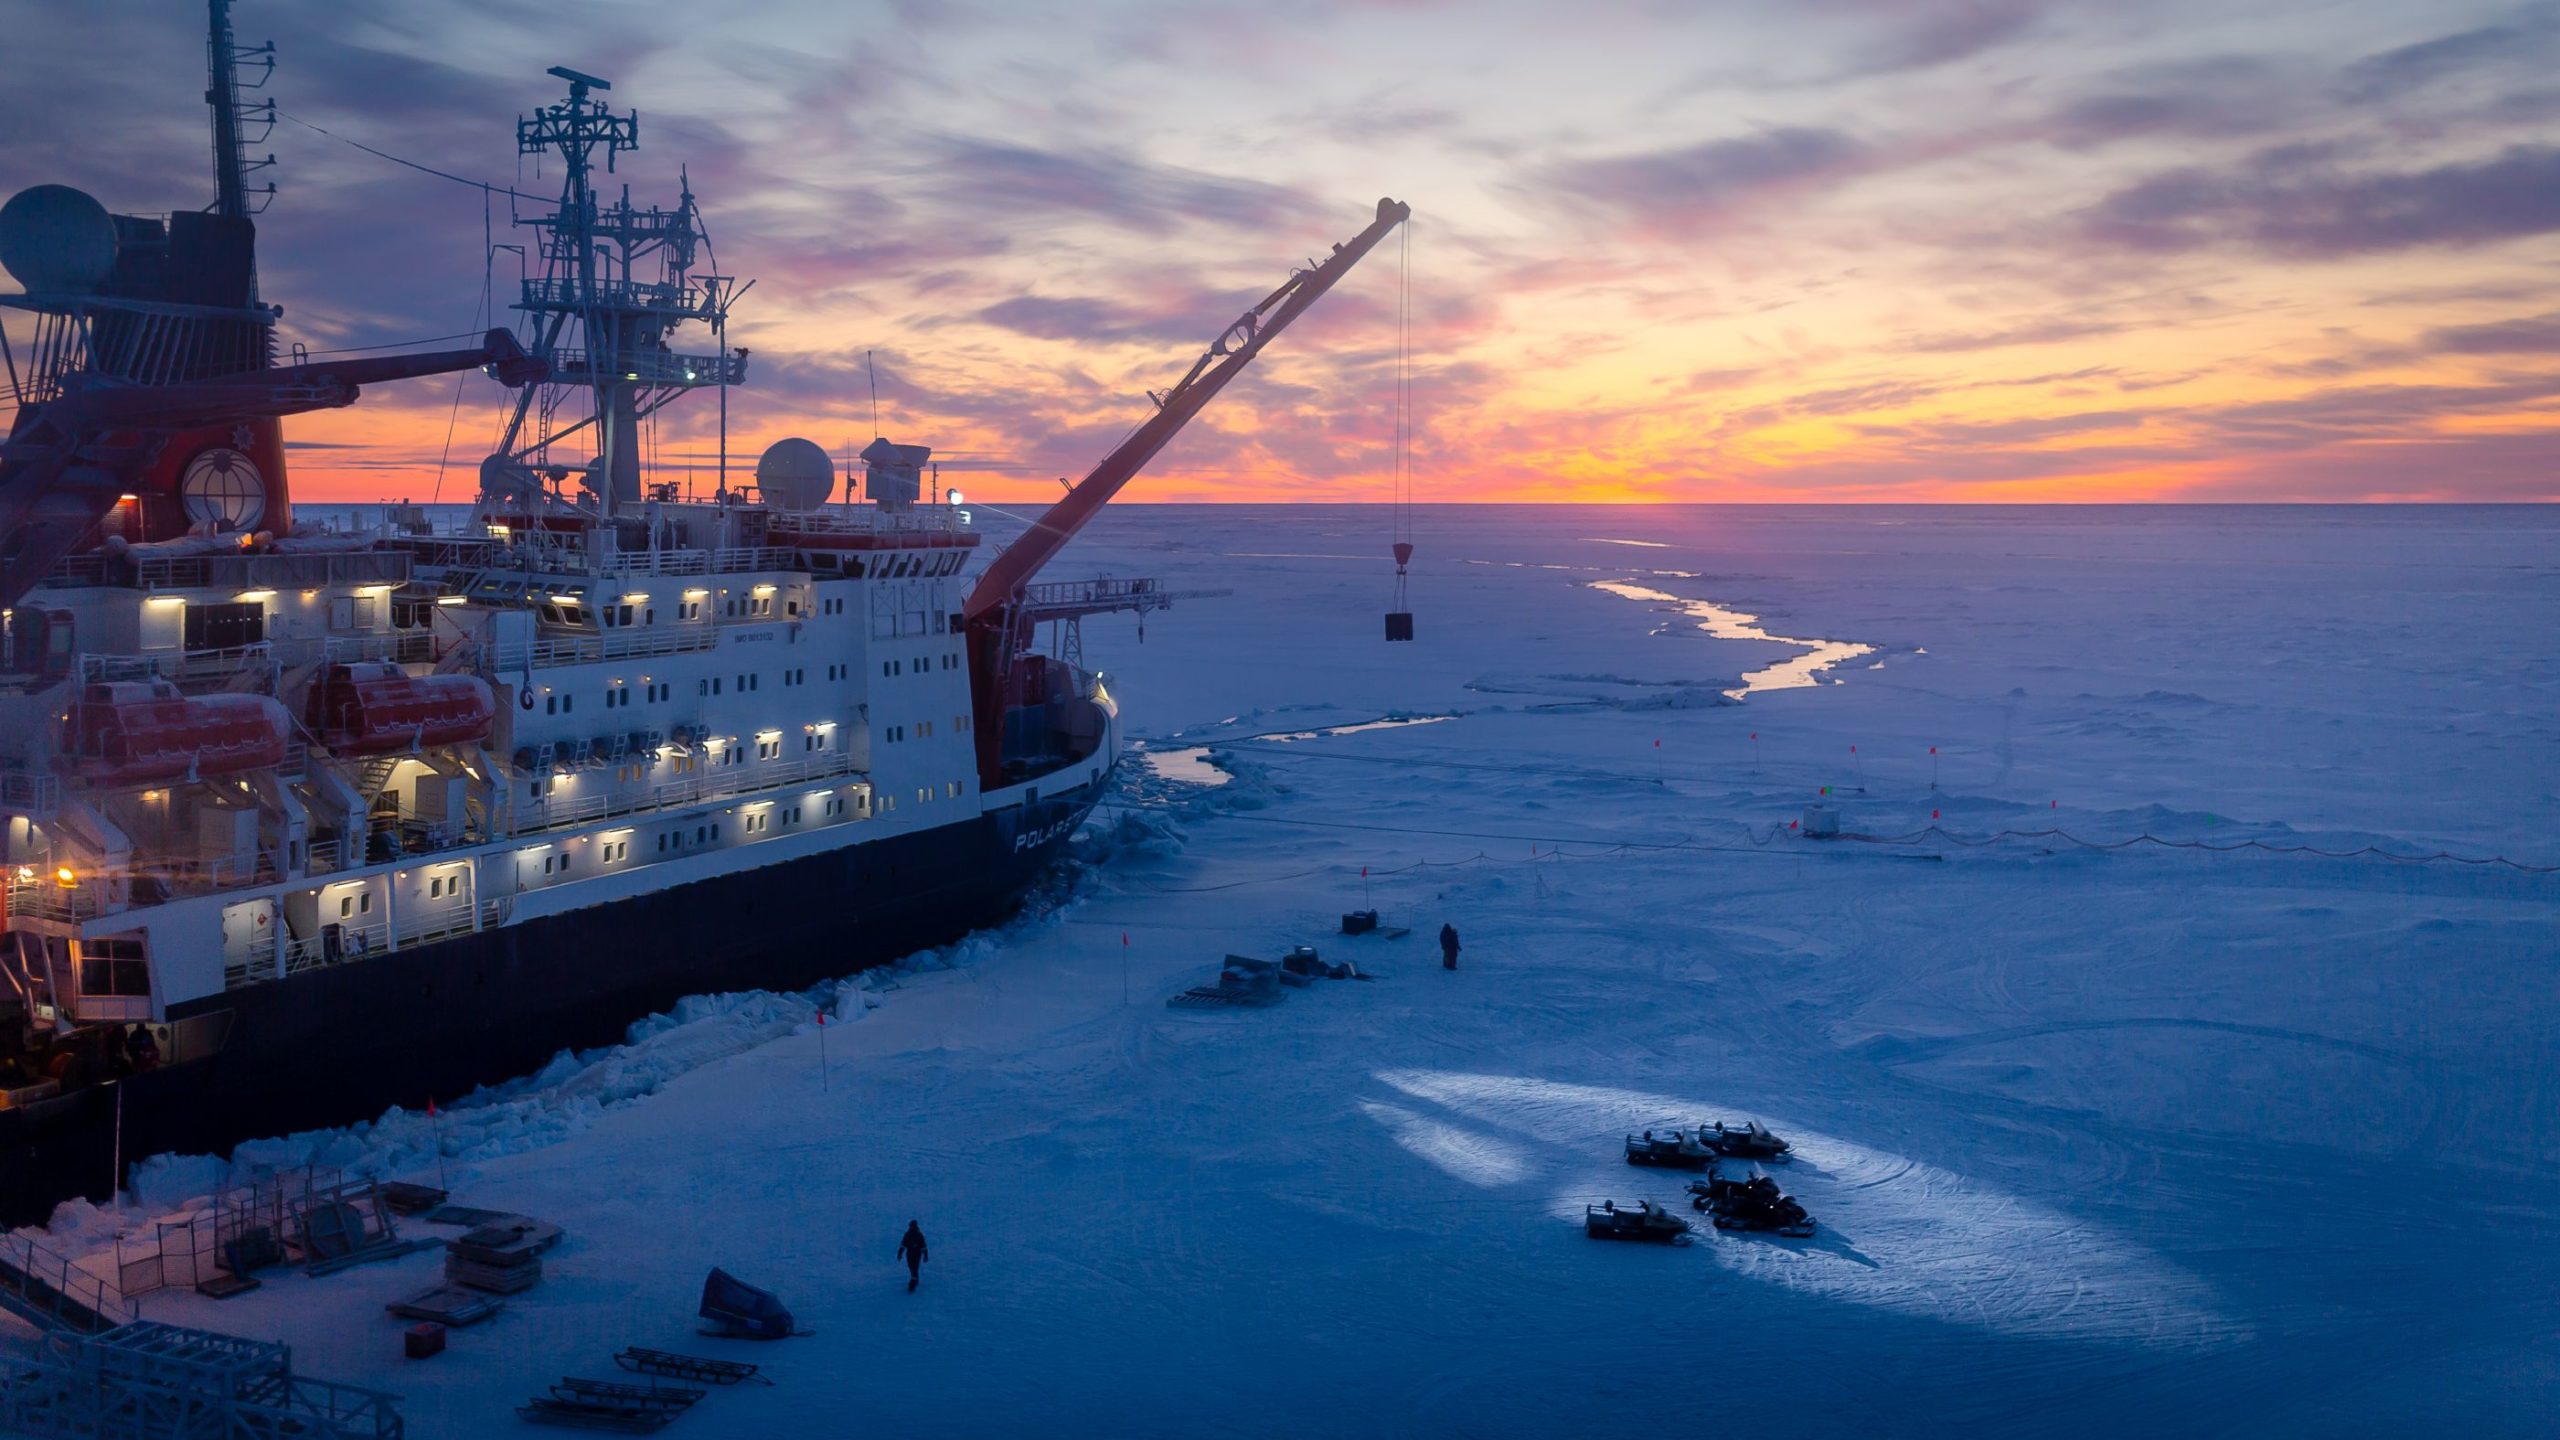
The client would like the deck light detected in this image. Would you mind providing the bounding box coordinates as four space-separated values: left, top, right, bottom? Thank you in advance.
54 866 77 888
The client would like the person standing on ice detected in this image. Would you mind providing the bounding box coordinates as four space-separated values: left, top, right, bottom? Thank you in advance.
897 1220 929 1292
1439 923 1461 971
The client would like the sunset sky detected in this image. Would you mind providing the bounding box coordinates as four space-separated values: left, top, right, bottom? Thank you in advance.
5 0 2558 502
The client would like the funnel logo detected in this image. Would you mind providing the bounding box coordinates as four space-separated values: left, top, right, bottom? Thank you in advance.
180 446 267 531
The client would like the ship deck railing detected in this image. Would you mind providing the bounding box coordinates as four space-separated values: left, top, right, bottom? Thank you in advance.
0 763 61 820
317 631 440 666
78 643 277 686
764 505 973 536
489 623 721 671
282 918 393 977
41 548 413 593
6 872 104 923
593 545 802 579
510 750 866 836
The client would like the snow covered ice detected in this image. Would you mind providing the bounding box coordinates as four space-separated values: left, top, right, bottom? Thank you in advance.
14 504 2558 1436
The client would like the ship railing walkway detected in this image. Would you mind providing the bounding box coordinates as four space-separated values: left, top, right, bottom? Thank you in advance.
0 1233 138 1336
489 623 720 671
510 750 866 837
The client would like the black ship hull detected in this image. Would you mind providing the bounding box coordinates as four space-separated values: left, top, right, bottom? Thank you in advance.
1 777 1106 1226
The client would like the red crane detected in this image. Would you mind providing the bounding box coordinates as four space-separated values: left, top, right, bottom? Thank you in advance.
962 196 1410 791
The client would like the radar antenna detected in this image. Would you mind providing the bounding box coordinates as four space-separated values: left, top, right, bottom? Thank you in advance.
497 68 744 517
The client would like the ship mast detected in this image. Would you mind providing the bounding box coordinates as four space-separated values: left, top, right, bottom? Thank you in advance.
499 68 744 518
203 0 277 284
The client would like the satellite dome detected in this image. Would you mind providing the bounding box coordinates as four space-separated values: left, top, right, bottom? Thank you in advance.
756 437 835 512
0 185 118 295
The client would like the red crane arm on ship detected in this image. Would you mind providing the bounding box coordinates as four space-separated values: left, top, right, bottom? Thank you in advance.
961 198 1409 788
961 199 1409 627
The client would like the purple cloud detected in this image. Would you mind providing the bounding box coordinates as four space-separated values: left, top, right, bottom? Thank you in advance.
1547 128 1866 237
912 137 1322 234
2422 311 2560 354
1834 0 2045 75
2083 144 2560 257
2338 10 2560 102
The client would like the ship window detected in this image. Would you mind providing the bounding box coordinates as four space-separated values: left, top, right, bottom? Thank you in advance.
78 942 151 997
562 694 574 713
185 601 264 652
545 695 556 715
947 781 960 798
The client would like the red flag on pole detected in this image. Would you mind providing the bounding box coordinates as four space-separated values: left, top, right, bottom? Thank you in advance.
426 1096 437 1118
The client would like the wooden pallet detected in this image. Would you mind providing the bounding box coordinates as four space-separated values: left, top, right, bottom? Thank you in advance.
387 1284 504 1326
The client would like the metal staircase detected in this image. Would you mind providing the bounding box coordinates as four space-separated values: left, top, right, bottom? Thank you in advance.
352 755 403 799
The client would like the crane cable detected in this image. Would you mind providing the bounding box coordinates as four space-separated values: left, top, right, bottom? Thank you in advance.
1396 218 1412 545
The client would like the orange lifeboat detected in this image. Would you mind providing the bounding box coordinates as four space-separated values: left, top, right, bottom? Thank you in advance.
304 661 495 755
58 680 290 785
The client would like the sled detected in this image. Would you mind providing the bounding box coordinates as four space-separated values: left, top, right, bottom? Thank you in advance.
517 1396 673 1432
1167 960 1286 1009
1624 1129 1713 1170
1584 1199 1690 1244
613 1348 767 1386
553 1378 704 1413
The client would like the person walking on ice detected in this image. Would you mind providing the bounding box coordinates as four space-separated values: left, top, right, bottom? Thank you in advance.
897 1220 929 1292
1440 923 1461 971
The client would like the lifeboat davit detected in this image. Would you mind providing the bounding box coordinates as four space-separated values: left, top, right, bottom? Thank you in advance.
59 680 290 785
304 661 495 755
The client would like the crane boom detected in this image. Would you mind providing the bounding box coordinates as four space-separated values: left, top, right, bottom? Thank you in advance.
963 197 1410 625
961 197 1409 791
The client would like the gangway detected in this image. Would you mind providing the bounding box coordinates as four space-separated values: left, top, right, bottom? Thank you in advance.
0 1233 136 1335
1017 577 1233 668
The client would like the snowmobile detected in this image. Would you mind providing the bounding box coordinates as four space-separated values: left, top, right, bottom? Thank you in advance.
1624 1128 1714 1170
1684 1169 1748 1211
1584 1199 1691 1244
1701 1120 1792 1161
1687 1166 1814 1238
